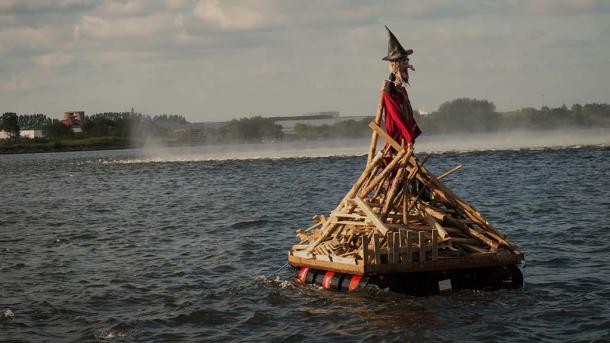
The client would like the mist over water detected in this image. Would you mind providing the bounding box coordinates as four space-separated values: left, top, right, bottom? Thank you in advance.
121 128 609 164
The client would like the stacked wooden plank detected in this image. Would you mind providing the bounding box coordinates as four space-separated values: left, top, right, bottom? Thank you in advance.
288 81 523 275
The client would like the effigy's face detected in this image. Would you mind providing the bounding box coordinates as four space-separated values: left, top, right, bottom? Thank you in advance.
397 58 412 83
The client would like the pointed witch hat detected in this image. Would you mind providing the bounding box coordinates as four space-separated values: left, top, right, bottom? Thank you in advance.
382 26 413 61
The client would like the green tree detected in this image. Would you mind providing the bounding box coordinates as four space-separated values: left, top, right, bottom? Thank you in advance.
1 112 20 139
43 119 73 139
432 98 499 133
222 116 283 142
18 114 50 129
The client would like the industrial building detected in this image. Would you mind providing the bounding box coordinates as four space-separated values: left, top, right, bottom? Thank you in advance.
61 111 85 133
268 111 372 134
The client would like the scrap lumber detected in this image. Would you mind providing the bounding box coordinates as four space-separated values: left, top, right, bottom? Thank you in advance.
289 105 524 274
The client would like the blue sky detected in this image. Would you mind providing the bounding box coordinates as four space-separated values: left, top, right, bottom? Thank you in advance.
1 0 609 121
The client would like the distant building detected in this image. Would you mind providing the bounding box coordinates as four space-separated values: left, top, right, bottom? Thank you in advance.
61 111 85 133
155 121 224 143
418 108 429 116
20 129 44 138
0 129 44 139
268 111 372 134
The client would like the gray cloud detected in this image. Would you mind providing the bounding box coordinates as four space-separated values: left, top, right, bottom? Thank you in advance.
0 0 608 120
0 0 100 13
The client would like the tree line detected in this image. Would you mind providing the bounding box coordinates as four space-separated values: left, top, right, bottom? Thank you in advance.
0 112 187 141
289 99 610 140
416 99 610 134
2 99 609 144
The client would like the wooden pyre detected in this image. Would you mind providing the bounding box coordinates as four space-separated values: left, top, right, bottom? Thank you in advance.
288 81 524 275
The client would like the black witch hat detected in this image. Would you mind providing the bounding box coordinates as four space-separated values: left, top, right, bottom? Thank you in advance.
382 26 413 61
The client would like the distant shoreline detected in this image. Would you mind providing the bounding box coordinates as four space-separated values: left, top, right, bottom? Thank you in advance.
0 137 131 155
1 127 608 155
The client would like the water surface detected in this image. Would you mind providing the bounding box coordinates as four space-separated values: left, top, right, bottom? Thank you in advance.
1 143 609 342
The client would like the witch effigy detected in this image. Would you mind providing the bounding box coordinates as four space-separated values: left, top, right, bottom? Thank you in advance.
288 27 524 294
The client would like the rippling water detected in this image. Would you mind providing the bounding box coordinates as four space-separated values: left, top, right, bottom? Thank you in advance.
1 142 609 342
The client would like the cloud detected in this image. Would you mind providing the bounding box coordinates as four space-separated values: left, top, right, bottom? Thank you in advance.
164 0 194 9
74 14 175 40
0 25 64 56
0 75 36 92
525 0 610 14
33 52 74 68
94 0 147 15
0 0 98 13
193 0 269 30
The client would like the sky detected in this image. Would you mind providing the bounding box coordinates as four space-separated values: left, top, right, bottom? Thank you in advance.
1 0 609 122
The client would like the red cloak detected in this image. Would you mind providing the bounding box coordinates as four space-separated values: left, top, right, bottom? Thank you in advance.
382 84 421 145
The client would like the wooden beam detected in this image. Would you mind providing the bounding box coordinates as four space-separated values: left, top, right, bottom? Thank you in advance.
367 80 388 164
381 165 406 220
423 214 449 240
288 253 364 275
354 196 390 236
437 164 462 180
359 149 408 198
369 121 401 151
362 250 524 274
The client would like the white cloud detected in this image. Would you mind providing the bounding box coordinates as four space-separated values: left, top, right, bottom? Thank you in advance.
97 50 156 63
164 0 193 9
0 75 35 92
0 0 98 13
94 0 147 15
74 14 174 40
193 0 268 30
0 25 63 55
33 52 74 68
525 0 610 14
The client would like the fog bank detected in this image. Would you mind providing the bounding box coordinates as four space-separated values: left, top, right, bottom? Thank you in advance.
112 128 609 164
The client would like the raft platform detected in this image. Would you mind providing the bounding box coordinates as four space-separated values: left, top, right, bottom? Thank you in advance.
287 81 524 294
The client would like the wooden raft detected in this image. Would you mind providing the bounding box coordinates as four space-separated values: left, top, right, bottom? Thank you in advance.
288 81 524 275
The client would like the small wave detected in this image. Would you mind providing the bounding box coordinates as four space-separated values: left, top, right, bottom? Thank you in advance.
259 275 296 289
92 142 609 165
243 310 271 325
95 328 129 340
229 219 271 229
101 151 365 165
172 308 235 325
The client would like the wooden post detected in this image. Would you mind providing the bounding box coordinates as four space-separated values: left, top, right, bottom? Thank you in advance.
367 80 388 165
418 231 426 262
399 229 407 264
406 230 414 263
362 235 369 265
387 232 395 264
432 230 438 260
393 232 400 264
373 234 381 265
